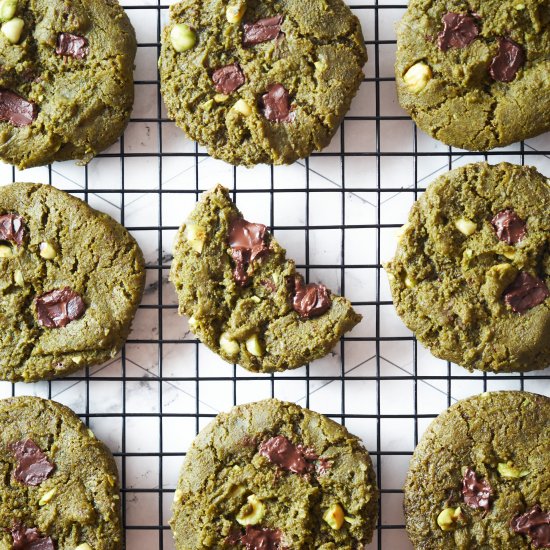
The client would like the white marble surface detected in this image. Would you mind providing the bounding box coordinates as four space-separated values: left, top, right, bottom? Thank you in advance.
1 1 549 549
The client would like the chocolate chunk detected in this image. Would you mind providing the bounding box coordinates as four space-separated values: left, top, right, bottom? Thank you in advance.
228 218 269 286
260 84 294 123
0 214 25 245
461 468 492 511
240 526 282 550
225 528 243 546
10 522 55 550
258 435 320 475
0 89 38 127
243 16 283 47
491 209 527 245
437 12 479 51
511 505 550 549
36 288 86 328
212 63 245 95
292 275 331 319
56 33 89 60
317 457 332 476
489 38 525 82
260 279 277 292
10 439 55 486
503 272 549 314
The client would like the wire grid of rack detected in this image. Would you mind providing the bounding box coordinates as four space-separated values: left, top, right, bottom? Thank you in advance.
1 1 549 549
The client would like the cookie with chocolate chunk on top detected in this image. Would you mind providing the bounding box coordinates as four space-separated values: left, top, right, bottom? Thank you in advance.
169 185 362 373
0 396 122 549
0 0 136 169
395 0 550 151
385 162 550 373
404 391 550 549
170 399 378 549
0 183 145 382
159 0 367 166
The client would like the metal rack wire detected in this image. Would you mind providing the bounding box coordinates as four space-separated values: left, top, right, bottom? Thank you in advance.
3 1 549 549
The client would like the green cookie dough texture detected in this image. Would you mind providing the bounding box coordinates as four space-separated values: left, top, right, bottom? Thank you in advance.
171 398 378 549
169 185 362 373
0 0 136 169
404 391 550 549
0 182 145 382
0 396 122 549
159 0 367 166
385 162 550 373
395 0 550 151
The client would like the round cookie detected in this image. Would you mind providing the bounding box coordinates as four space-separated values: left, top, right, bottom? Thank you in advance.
0 182 145 382
0 396 122 549
170 399 378 549
159 0 367 166
169 185 362 374
385 162 550 373
404 391 550 549
395 0 550 151
0 0 136 169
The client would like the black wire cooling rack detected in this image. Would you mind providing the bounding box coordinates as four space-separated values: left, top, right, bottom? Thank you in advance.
4 1 550 549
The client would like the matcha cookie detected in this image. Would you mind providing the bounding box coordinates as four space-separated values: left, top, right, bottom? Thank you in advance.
404 391 550 549
0 182 145 382
169 185 362 373
395 0 550 151
159 0 367 166
0 0 136 169
0 396 122 550
171 399 378 549
385 162 550 373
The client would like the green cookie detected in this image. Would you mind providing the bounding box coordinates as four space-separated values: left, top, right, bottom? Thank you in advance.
395 0 550 150
159 0 367 166
0 183 145 382
385 162 550 373
404 391 550 549
0 0 136 169
0 396 122 550
170 185 362 374
171 399 378 550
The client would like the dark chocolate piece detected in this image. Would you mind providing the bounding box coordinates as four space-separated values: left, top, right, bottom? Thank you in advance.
10 439 55 486
243 16 283 47
292 275 331 319
503 272 549 314
258 435 319 475
491 209 527 245
461 467 492 511
511 505 550 549
240 526 282 550
36 288 86 328
228 218 268 286
212 63 245 95
260 84 294 123
56 33 89 60
10 523 55 550
0 214 25 245
489 38 525 83
0 90 38 127
437 13 479 51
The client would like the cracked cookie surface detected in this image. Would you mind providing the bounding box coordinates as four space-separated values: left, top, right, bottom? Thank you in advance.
385 162 550 373
395 0 550 151
0 182 145 382
404 391 550 549
0 396 122 550
0 0 136 169
169 185 362 374
171 398 378 550
159 0 367 166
